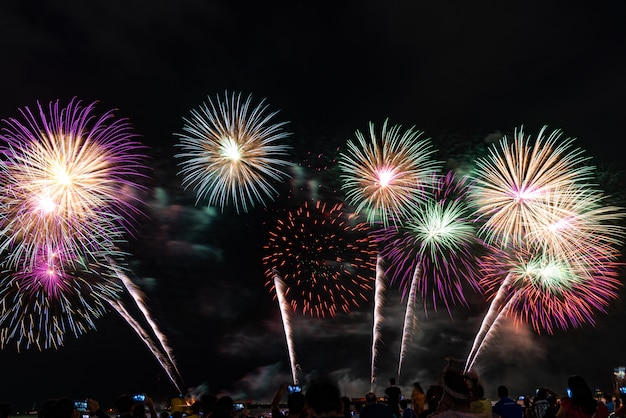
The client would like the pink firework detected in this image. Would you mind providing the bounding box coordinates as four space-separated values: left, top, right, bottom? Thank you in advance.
479 244 622 334
0 247 122 350
373 172 483 313
0 98 148 269
464 126 625 373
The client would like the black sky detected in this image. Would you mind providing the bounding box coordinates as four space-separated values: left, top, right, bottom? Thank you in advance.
1 0 626 413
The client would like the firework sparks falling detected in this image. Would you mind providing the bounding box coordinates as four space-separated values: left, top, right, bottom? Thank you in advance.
0 98 186 393
0 98 147 269
175 91 293 213
263 200 377 318
339 119 441 227
524 185 626 273
465 244 622 372
0 248 122 350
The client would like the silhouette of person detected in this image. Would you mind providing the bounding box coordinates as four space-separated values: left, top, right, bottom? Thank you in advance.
418 386 443 418
305 378 344 418
211 397 235 418
556 376 609 418
116 395 137 418
272 383 307 418
400 400 417 418
412 383 425 415
360 392 394 418
342 397 353 418
47 399 79 418
470 385 492 418
38 400 56 418
38 398 105 418
200 394 218 418
613 391 626 418
532 388 550 418
288 392 307 418
428 369 483 418
493 386 523 418
132 395 158 418
385 379 402 418
354 403 363 418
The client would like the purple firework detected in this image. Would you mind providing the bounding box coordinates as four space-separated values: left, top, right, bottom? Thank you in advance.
0 246 123 350
373 172 483 313
0 98 148 269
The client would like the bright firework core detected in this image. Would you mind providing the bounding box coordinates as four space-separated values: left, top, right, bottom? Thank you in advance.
376 167 394 187
220 136 242 162
37 196 57 213
518 258 575 291
512 187 539 203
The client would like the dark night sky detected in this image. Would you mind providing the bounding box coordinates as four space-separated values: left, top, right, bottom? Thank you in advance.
1 0 626 413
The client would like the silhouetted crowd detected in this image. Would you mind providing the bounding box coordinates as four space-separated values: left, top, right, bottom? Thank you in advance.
1 366 624 418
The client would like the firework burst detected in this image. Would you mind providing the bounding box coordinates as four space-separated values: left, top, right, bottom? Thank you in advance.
524 185 625 273
469 126 595 246
479 244 621 334
0 99 183 390
175 91 293 213
0 247 122 350
374 172 482 313
263 200 377 317
339 119 441 226
464 125 625 372
0 98 147 269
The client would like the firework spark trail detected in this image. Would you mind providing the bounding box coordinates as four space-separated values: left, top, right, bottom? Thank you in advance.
262 201 375 382
0 97 182 382
397 264 420 382
371 256 386 390
272 270 299 385
371 172 481 378
464 273 513 373
465 291 521 373
109 261 182 380
175 91 293 213
338 121 441 387
107 298 182 393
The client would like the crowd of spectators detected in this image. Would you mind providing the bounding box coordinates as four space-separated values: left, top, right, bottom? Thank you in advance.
2 369 624 418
